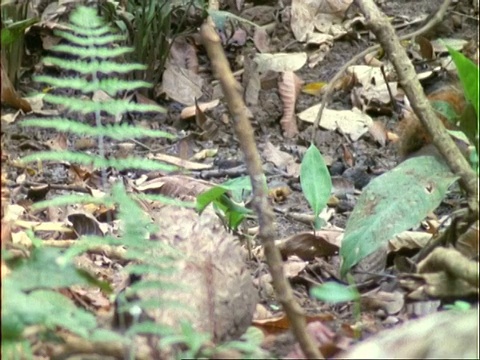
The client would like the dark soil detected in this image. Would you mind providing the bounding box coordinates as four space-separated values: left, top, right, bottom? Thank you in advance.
1 0 478 358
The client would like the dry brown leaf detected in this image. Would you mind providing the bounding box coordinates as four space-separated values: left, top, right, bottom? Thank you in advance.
140 205 256 341
169 37 199 73
262 141 300 177
360 290 404 315
388 231 432 252
162 63 203 105
455 220 479 258
131 174 213 199
149 153 212 170
276 231 341 260
180 99 220 119
1 60 32 112
368 120 388 146
278 71 302 138
253 27 270 53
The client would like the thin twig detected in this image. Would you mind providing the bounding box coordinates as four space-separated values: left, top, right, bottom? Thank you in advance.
312 0 454 142
356 0 478 216
200 16 323 360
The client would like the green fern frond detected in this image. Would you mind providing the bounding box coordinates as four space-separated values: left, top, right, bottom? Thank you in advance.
65 25 112 39
31 194 109 210
69 6 106 29
52 44 132 59
21 119 174 140
139 194 196 208
22 152 178 172
43 95 164 115
43 58 146 74
55 31 126 47
35 76 152 96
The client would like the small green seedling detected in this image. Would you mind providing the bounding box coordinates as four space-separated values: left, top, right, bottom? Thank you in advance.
196 176 254 230
300 144 332 229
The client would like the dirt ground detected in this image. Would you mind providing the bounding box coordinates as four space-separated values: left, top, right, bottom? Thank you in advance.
1 0 478 358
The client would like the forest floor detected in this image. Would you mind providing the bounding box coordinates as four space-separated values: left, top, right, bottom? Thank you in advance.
1 0 478 358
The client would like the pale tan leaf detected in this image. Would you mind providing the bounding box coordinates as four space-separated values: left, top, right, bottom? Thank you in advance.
254 52 307 73
278 71 302 138
180 99 220 119
298 105 372 141
132 174 214 199
253 27 270 53
262 141 300 177
149 153 212 170
368 120 388 146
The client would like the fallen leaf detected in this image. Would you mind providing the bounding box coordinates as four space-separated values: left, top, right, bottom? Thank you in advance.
180 99 220 119
368 120 388 146
254 52 307 73
1 60 32 112
262 141 300 177
278 71 302 137
298 105 373 141
162 63 203 105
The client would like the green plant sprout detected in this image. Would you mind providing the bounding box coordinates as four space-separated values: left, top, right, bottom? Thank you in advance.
300 144 332 230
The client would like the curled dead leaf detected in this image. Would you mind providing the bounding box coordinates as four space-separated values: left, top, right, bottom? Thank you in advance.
278 71 303 138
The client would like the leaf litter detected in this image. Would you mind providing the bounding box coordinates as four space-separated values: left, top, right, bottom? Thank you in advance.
1 0 478 358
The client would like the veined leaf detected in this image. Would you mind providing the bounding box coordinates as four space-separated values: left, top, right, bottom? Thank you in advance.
300 144 332 223
340 156 458 277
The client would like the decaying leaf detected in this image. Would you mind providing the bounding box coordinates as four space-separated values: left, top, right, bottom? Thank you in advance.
161 63 203 105
290 0 353 42
131 174 214 199
262 141 300 177
139 205 257 341
254 52 307 73
149 153 212 170
340 306 478 359
298 105 373 141
180 99 220 119
368 120 388 146
169 37 199 74
276 231 341 261
1 60 32 112
278 71 303 137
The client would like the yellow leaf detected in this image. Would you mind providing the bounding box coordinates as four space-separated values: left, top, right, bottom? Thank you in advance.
302 82 327 96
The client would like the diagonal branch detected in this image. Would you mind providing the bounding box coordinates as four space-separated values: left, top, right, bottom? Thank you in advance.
355 0 478 217
200 17 323 360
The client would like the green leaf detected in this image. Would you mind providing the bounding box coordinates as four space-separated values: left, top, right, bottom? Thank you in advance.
32 290 97 337
2 283 96 339
310 282 359 303
340 156 458 277
1 17 39 46
447 46 479 119
196 186 228 212
220 176 252 202
6 247 103 291
300 144 332 220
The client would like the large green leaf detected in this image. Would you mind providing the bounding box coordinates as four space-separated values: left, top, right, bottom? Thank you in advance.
310 282 359 303
340 156 458 277
300 144 332 224
447 46 479 119
6 247 107 291
2 284 97 339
